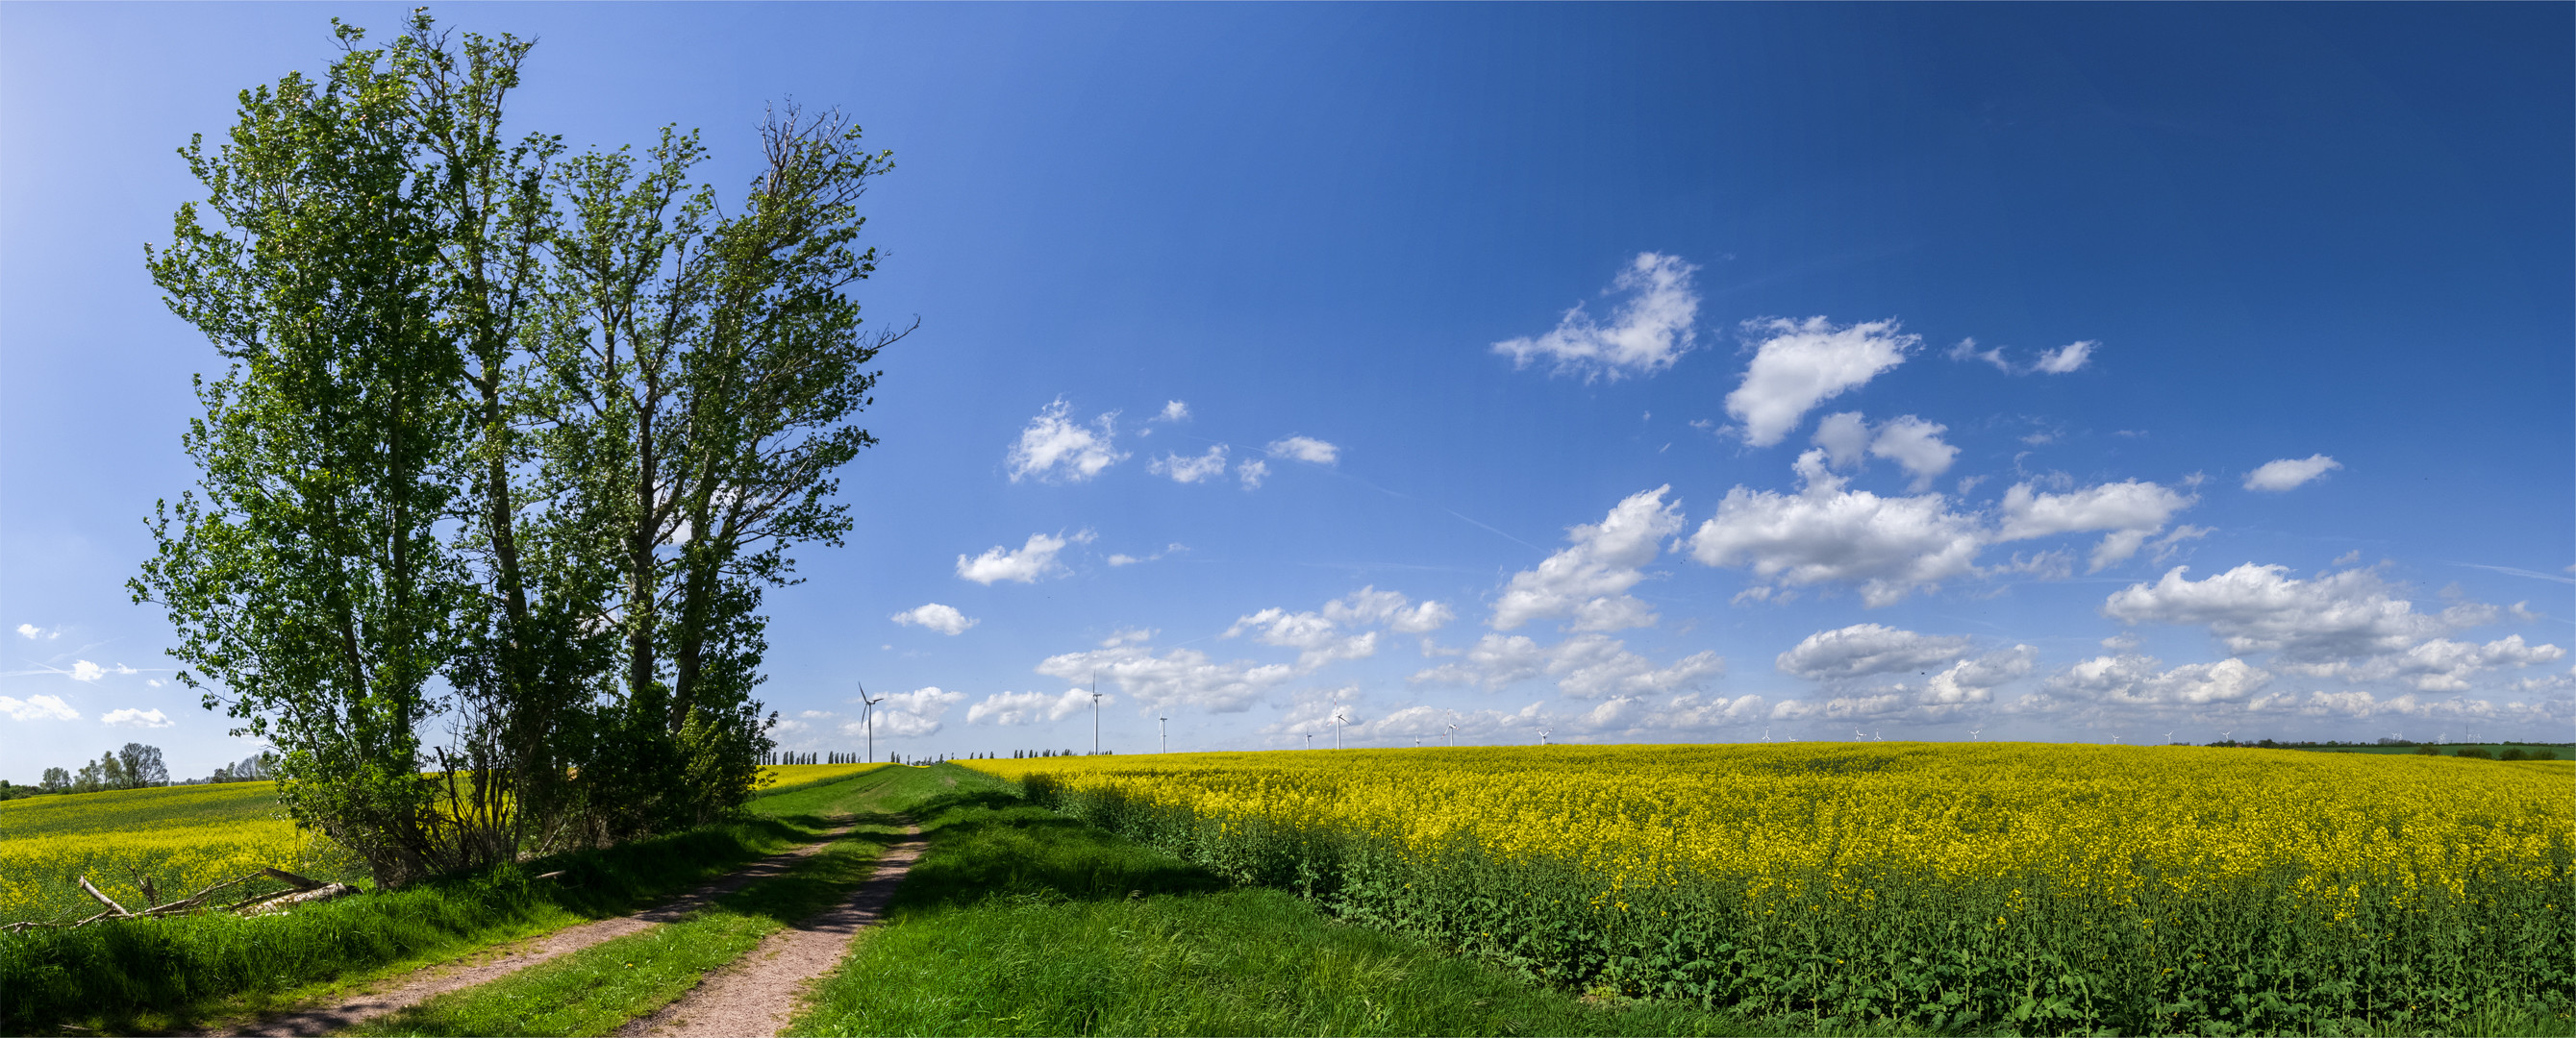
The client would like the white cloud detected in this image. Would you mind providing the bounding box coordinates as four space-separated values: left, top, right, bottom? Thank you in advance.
1946 338 2096 375
1410 631 1720 701
1149 445 1231 484
1994 480 2196 572
2103 563 2458 663
102 707 174 729
1156 401 1190 423
956 531 1090 584
2320 635 2566 692
1265 436 1340 466
2044 654 2274 708
1491 486 1680 631
69 660 104 682
851 687 965 738
0 694 78 721
1038 643 1296 713
889 603 978 636
2239 689 2573 724
1812 411 1871 469
15 624 58 640
1776 623 1971 680
1321 586 1455 633
2031 341 2096 374
1106 555 1140 567
1724 317 1918 447
1005 398 1127 483
966 688 1097 726
1106 543 1185 568
2243 455 2342 492
1688 451 1984 606
1236 458 1269 490
1224 586 1453 669
1491 252 1702 382
1866 415 1959 491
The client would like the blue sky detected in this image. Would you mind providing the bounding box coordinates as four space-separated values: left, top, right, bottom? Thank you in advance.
2 4 2568 777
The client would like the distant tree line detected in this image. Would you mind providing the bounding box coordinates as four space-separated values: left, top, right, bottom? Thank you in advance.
129 14 903 887
0 745 280 801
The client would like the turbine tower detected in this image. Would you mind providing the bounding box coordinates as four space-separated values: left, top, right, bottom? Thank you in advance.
1089 669 1103 755
1159 715 1169 754
858 681 887 763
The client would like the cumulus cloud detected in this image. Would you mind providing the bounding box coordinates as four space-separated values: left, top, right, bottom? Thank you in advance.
1224 586 1453 669
1236 459 1269 490
1868 416 1960 491
1491 486 1681 631
1155 401 1190 423
1947 338 2011 373
16 624 58 640
967 688 1097 726
1038 642 1296 713
1770 644 2030 723
956 531 1090 584
0 694 79 721
69 660 105 682
102 707 174 729
2239 689 2573 724
1411 631 1720 701
1149 445 1231 484
889 603 978 636
1809 412 1958 491
2243 455 2342 492
852 687 965 738
1688 451 1984 606
1265 436 1340 466
1005 398 1127 482
1106 543 1185 567
1776 623 1972 680
1491 252 1702 382
2104 563 2454 663
2032 341 2096 374
2101 562 2565 694
1994 480 2197 571
2043 654 2275 708
1724 317 1918 447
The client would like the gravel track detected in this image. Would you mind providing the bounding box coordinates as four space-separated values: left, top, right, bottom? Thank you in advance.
213 825 861 1038
615 823 927 1038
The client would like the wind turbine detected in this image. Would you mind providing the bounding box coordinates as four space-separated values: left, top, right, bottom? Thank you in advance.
2220 729 2234 745
2163 730 2175 745
1968 728 1984 741
1854 728 1866 742
1763 726 1772 743
1089 669 1103 755
1538 728 1551 747
1446 723 1458 748
1333 707 1348 750
1159 716 1168 754
858 682 887 763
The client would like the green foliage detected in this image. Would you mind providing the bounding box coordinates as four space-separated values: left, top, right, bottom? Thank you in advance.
793 773 1805 1038
1026 777 2576 1036
0 770 897 1035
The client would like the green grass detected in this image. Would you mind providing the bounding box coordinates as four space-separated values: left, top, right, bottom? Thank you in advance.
0 765 897 1035
348 766 934 1037
790 765 1849 1038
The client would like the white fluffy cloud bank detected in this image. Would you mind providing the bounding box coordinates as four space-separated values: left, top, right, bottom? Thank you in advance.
1149 445 1231 484
1994 480 2197 572
1412 632 1723 701
2242 455 2342 492
102 707 174 729
1776 624 1972 680
1813 412 1959 491
1688 452 1984 606
1006 398 1127 483
1725 317 1919 447
2101 562 2564 690
1265 435 1340 466
1492 253 1701 382
851 687 966 738
0 694 79 721
890 603 978 636
967 688 1098 726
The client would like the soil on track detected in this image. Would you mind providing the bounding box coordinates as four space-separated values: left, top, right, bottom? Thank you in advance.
213 825 861 1038
615 823 926 1038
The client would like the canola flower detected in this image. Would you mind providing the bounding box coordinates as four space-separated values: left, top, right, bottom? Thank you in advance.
966 743 2574 1031
0 782 330 924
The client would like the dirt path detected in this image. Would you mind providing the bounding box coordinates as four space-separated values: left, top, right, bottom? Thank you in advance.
216 824 863 1038
615 823 927 1038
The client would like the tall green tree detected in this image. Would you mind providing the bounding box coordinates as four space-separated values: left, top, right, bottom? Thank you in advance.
136 21 465 885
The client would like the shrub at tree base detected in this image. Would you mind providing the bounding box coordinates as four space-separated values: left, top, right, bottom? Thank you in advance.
983 744 2576 1035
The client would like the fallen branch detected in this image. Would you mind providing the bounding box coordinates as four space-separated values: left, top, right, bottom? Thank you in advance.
261 867 322 891
238 882 356 916
77 876 132 917
140 871 271 916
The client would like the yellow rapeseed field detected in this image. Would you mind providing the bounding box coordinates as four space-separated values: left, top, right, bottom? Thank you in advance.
967 742 2574 1030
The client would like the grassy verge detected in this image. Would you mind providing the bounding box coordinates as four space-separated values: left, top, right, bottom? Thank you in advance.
346 770 933 1037
789 765 1825 1037
0 765 894 1036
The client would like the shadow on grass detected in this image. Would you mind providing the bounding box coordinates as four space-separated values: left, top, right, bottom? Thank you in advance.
890 800 1228 913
